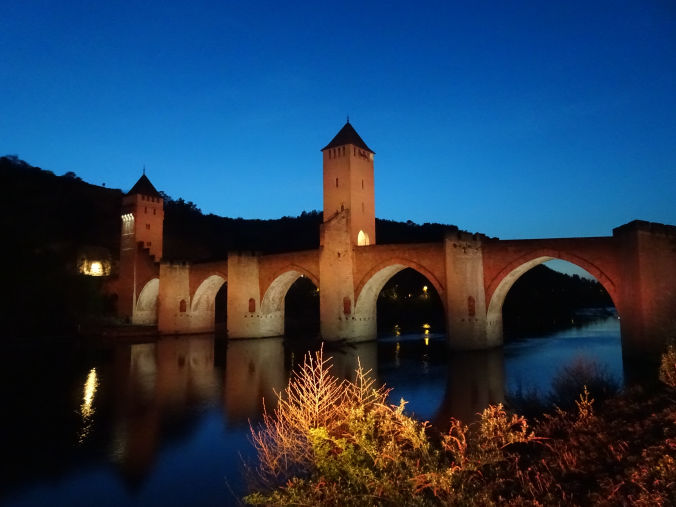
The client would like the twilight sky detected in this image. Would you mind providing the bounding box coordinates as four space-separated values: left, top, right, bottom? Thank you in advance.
2 1 675 241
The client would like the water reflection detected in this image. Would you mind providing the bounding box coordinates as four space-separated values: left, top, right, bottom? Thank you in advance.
224 337 286 423
433 349 505 427
327 341 377 382
110 335 220 483
3 317 624 506
78 367 98 444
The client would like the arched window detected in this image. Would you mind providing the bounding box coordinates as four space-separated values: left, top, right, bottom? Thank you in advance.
248 298 256 313
357 230 370 246
179 299 187 312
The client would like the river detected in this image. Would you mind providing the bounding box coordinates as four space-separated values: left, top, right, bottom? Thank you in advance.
2 315 622 506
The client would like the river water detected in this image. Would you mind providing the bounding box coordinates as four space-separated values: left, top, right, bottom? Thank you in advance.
2 316 622 506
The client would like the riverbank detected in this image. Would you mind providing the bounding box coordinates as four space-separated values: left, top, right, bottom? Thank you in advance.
245 347 676 506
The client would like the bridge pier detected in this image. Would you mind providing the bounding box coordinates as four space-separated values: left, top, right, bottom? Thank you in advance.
444 234 498 350
613 221 676 359
320 210 375 342
157 262 192 333
227 252 283 339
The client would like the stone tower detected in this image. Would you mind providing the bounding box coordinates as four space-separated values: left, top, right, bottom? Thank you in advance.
319 122 376 341
321 120 376 246
118 173 164 321
121 174 164 260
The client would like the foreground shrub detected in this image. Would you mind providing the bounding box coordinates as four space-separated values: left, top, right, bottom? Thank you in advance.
245 347 434 505
659 345 676 388
549 356 619 410
245 348 676 505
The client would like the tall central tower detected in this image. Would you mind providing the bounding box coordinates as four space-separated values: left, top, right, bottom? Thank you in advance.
321 120 376 245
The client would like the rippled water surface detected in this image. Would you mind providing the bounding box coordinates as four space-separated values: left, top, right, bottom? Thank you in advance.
2 316 622 506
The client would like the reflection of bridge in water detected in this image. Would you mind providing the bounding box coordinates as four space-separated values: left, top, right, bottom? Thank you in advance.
108 334 506 482
110 121 676 358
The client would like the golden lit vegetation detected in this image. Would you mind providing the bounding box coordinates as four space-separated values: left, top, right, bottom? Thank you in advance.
245 347 676 506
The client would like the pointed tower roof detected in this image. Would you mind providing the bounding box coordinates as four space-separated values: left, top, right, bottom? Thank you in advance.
321 121 374 153
127 173 162 198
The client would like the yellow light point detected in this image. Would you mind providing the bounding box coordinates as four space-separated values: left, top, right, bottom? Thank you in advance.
82 368 98 416
422 323 431 330
424 337 430 346
78 368 99 444
422 285 428 293
90 261 103 276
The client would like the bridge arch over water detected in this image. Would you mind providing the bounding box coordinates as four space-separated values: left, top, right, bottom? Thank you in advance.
191 274 227 331
354 259 446 339
134 277 159 325
260 265 319 316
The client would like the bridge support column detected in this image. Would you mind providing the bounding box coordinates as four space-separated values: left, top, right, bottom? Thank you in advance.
227 252 279 338
158 262 192 333
614 221 676 359
320 210 372 342
444 234 497 350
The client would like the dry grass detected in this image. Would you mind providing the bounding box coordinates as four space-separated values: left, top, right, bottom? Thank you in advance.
245 346 676 506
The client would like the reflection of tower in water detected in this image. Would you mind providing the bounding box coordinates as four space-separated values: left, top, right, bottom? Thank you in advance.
324 342 377 383
110 336 219 485
224 338 287 424
432 349 505 428
224 339 379 424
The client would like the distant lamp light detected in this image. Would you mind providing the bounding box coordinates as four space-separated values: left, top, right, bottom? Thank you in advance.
424 337 430 346
81 259 109 276
422 285 428 293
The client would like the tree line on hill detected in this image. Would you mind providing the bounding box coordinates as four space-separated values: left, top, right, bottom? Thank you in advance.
1 155 611 337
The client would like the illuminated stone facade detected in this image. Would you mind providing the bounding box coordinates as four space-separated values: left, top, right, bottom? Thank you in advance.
112 123 676 357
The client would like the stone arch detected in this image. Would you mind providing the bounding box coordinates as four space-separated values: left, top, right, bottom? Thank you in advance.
485 251 620 342
260 266 319 315
134 277 159 325
354 259 446 325
191 274 227 313
191 274 227 331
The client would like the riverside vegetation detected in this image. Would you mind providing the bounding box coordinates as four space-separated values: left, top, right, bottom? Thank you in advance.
245 346 676 506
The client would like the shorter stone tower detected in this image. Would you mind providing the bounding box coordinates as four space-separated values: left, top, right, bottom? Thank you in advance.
321 120 376 246
121 174 164 260
118 173 164 322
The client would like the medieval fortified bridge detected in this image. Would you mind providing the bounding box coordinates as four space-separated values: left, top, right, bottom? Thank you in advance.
111 122 676 358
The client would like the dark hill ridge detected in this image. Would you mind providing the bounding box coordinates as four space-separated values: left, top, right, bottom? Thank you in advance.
1 155 466 262
2 155 611 337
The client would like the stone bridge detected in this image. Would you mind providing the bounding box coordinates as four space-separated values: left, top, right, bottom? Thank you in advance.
114 121 676 359
125 217 676 359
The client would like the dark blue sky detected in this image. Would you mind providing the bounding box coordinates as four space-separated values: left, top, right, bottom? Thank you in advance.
2 1 675 240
